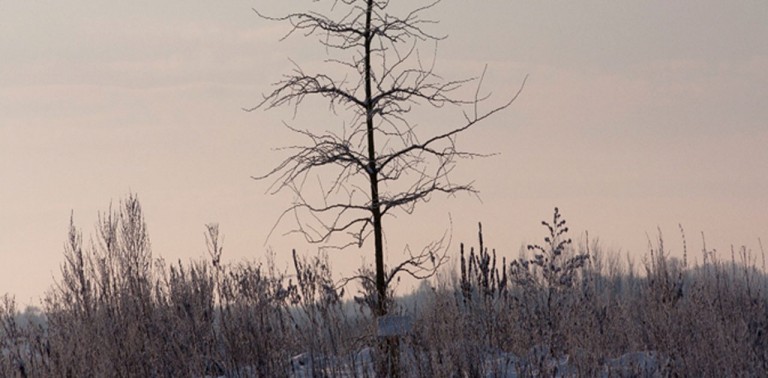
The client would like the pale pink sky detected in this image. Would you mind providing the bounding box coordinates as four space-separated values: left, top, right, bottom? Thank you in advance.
2 1 767 304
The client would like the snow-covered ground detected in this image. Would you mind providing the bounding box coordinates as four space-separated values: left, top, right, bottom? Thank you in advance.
283 346 668 378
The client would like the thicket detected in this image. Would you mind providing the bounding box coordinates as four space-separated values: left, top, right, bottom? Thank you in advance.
2 197 767 376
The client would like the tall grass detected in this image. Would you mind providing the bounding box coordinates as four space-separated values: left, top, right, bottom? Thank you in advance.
1 197 766 376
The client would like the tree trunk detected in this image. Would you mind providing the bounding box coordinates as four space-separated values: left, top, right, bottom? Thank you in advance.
363 0 387 318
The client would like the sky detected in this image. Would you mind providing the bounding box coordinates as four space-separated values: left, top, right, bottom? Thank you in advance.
1 0 767 305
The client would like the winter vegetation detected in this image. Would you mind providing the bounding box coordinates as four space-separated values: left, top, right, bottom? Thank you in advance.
3 1 765 376
1 195 767 377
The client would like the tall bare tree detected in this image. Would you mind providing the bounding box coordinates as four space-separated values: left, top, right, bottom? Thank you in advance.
248 0 525 317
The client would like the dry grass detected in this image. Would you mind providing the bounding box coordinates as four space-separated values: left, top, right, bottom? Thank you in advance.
2 199 767 377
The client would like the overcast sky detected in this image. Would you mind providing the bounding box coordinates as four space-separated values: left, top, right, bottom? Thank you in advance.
2 0 767 304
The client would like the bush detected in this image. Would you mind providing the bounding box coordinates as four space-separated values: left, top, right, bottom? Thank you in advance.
1 200 766 377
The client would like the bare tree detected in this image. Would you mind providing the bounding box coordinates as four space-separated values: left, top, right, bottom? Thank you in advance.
247 0 525 317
